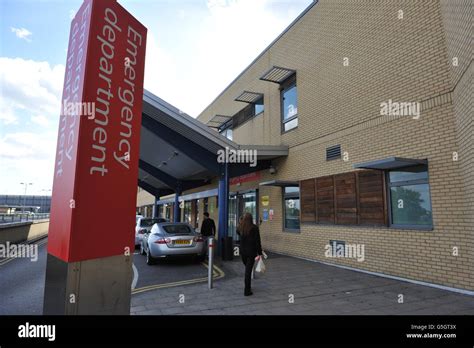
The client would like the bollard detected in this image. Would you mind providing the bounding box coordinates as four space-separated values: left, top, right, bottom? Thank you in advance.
208 237 214 289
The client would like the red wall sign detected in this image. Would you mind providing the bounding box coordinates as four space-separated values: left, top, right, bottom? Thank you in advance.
229 172 261 186
48 0 147 262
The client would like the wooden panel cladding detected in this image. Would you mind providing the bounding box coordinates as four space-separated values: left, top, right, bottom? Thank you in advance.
299 170 387 227
334 172 357 225
316 175 335 224
300 179 316 223
357 170 386 226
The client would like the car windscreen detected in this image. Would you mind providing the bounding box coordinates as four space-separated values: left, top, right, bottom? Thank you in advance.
162 225 192 234
140 218 165 227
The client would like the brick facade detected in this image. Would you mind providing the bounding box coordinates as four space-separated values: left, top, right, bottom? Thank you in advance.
140 0 473 291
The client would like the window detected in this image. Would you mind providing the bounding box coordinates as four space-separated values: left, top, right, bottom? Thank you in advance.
219 120 233 140
183 201 192 225
283 186 300 230
140 218 164 227
388 165 432 228
254 98 264 115
220 128 233 140
164 204 172 221
281 77 298 132
163 224 192 234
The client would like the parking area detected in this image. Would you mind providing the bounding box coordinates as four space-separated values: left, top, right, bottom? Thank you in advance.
1 239 473 315
0 239 216 314
132 249 214 293
131 253 474 315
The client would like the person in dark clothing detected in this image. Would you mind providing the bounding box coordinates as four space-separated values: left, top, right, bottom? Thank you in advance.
200 212 216 256
237 212 263 296
200 212 216 237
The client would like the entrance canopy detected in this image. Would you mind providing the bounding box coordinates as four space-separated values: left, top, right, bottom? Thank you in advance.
138 90 289 197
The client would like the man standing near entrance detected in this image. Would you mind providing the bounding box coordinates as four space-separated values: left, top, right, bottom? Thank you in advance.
200 212 216 255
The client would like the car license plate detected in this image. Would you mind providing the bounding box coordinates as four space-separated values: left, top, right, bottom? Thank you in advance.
174 240 189 245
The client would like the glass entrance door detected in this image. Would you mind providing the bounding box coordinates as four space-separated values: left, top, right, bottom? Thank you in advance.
228 190 258 242
228 195 238 241
241 191 257 224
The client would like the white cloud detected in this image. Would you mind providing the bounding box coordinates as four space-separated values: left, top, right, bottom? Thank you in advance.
143 0 310 116
0 57 64 127
10 27 33 42
0 131 57 194
31 115 50 127
143 31 180 109
0 132 56 160
0 1 310 194
0 58 64 194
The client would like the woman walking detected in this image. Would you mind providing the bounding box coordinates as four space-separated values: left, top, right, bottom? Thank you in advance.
237 212 263 296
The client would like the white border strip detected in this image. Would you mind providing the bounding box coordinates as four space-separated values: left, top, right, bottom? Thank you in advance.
131 263 139 290
272 251 474 296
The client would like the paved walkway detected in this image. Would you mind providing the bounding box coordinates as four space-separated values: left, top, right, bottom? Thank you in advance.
131 253 474 315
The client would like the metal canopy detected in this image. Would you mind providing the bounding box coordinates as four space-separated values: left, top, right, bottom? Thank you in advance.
353 157 428 170
139 90 289 197
259 180 299 187
206 114 232 129
260 66 296 84
234 91 264 104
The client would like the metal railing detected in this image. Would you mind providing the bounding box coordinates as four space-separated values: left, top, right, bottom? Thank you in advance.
0 213 50 224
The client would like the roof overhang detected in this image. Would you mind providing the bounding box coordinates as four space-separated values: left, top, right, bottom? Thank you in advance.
206 114 232 129
259 180 299 187
260 66 296 84
353 157 428 170
139 90 289 196
234 91 264 104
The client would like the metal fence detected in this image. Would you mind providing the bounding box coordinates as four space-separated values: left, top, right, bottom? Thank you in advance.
0 213 50 224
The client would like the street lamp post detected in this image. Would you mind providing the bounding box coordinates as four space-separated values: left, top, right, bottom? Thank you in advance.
20 182 33 214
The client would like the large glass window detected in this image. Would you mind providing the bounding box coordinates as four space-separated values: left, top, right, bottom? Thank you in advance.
281 83 298 132
388 165 432 227
283 186 300 230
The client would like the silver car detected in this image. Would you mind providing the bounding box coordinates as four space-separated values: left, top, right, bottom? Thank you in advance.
135 217 167 246
140 222 206 265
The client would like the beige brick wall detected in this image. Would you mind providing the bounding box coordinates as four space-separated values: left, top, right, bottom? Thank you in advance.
136 187 154 208
181 0 472 290
439 0 473 232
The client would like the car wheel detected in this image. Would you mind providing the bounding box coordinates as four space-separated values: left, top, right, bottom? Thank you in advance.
146 249 155 265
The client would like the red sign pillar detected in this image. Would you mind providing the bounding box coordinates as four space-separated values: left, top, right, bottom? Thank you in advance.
44 0 147 314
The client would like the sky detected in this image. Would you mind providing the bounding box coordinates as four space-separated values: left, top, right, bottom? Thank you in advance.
0 0 312 195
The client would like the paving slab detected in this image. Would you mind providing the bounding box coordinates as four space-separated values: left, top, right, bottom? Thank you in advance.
131 253 474 315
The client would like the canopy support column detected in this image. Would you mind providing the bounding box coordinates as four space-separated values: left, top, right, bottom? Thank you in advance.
174 183 181 223
217 163 229 256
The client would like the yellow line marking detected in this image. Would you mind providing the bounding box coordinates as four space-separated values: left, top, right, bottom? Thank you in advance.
131 262 225 295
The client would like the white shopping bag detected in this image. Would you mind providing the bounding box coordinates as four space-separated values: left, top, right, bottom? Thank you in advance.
255 257 266 273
